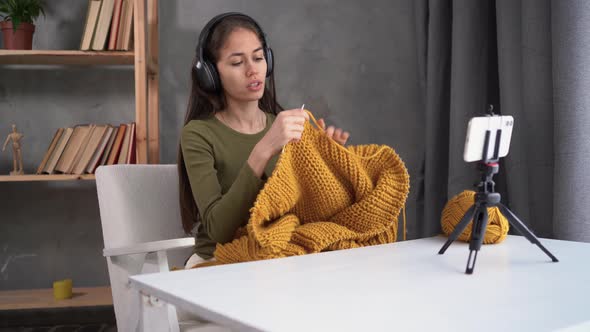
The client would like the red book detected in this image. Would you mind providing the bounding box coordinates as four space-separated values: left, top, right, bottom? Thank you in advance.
108 0 124 50
126 122 136 164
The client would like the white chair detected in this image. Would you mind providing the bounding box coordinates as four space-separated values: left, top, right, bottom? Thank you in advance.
95 164 224 332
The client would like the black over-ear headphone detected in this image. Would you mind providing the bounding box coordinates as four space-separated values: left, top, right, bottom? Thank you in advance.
194 12 274 93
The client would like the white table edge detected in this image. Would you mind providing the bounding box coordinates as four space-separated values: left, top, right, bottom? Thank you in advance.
130 275 265 332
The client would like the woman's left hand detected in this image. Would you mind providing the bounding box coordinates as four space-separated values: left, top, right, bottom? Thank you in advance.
317 118 350 146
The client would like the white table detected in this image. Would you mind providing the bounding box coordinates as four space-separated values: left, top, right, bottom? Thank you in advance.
129 235 590 332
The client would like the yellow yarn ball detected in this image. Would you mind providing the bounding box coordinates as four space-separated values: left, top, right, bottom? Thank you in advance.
441 190 509 244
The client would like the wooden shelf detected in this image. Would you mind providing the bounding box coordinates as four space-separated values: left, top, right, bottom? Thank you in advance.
0 286 112 310
0 174 95 182
0 50 134 65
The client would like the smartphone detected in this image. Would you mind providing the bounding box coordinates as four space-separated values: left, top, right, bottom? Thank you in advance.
463 115 514 162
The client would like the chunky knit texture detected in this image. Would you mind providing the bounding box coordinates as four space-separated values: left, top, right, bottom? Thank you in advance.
441 190 509 244
193 111 410 267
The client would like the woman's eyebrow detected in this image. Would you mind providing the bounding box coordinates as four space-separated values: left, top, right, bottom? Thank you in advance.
227 47 263 59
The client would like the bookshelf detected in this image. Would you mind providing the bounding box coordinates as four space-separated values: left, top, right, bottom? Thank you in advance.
0 0 160 183
0 287 112 310
0 174 95 182
0 0 159 311
0 50 134 65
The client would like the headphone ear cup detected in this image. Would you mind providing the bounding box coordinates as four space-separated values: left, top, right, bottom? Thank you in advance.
195 60 221 93
265 47 274 77
206 62 222 93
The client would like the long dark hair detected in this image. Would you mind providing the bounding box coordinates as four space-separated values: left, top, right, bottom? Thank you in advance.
178 15 283 234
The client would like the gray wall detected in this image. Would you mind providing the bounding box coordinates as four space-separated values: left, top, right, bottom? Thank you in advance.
1 0 423 289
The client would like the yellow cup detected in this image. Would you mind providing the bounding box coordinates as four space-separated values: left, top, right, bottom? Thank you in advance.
53 279 73 300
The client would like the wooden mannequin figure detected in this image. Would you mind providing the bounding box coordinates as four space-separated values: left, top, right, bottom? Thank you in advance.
2 124 25 175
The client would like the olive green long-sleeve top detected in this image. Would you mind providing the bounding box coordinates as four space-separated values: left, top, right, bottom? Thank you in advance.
181 112 278 259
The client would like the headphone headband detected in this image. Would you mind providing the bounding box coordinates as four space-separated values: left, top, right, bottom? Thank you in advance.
196 12 268 68
194 12 274 93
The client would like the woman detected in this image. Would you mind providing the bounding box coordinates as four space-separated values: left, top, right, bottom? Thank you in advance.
179 12 350 268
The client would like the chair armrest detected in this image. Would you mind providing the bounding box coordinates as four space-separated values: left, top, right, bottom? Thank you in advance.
103 238 195 257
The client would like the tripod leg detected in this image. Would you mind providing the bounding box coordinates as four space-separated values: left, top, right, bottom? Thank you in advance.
439 205 476 255
497 203 559 262
466 207 489 274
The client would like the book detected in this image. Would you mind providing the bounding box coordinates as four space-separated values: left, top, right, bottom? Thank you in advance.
114 0 127 50
72 125 108 175
43 127 74 174
67 125 96 174
80 0 102 51
107 0 124 50
91 0 116 51
85 125 114 174
36 128 63 174
54 125 92 174
126 122 136 164
107 124 126 165
117 122 132 164
98 125 119 167
117 0 134 50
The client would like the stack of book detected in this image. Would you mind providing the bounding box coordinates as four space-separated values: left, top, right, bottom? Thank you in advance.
80 0 134 51
36 123 136 175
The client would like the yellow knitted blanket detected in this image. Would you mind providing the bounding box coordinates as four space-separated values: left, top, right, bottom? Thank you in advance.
205 111 410 266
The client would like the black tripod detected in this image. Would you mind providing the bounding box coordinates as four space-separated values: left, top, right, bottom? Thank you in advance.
438 126 559 274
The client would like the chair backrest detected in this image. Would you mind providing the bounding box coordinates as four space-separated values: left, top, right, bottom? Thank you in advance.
96 164 187 250
95 164 193 331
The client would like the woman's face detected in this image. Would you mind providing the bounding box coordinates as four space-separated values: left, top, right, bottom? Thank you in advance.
216 27 267 104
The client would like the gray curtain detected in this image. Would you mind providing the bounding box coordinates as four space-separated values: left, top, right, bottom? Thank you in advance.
416 0 590 242
551 1 590 241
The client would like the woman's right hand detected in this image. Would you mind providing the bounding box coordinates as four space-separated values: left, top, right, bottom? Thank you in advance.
248 109 309 177
258 108 309 157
